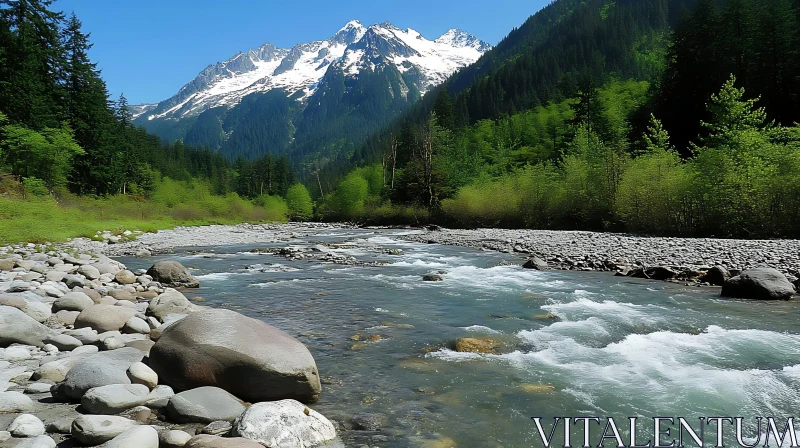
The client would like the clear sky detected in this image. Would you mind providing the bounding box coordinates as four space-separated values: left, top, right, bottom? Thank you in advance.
52 0 549 105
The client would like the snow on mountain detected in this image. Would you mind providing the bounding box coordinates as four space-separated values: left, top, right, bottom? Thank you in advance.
138 21 490 121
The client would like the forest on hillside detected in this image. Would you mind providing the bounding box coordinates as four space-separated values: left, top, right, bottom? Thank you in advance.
318 0 800 239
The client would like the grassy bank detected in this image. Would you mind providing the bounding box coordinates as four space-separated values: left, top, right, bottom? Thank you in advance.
0 179 289 245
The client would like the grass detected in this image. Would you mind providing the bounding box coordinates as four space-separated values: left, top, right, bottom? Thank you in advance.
0 186 289 245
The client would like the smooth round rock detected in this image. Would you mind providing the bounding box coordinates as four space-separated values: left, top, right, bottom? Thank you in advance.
123 316 151 334
77 265 101 280
115 270 137 285
0 305 53 347
74 305 136 332
55 310 80 326
71 415 138 445
81 383 150 414
105 425 159 448
9 413 45 437
102 336 126 351
13 435 56 448
23 300 51 323
43 333 82 351
147 289 192 321
161 429 193 447
62 347 145 400
166 386 246 423
24 382 54 394
721 267 796 300
127 362 158 389
0 391 34 412
52 292 94 312
232 400 337 448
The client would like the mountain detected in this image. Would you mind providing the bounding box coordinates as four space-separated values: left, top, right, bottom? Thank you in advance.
134 20 489 167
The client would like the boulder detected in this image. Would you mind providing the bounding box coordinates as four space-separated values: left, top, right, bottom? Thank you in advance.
126 362 158 389
160 429 193 447
74 305 136 332
70 415 138 445
62 347 145 400
721 267 796 300
62 274 86 289
704 265 731 286
422 274 443 282
0 306 52 347
13 435 56 448
149 308 321 403
64 327 100 345
0 391 34 412
147 260 199 288
81 383 150 414
43 334 82 351
144 385 174 409
22 301 51 323
105 425 159 448
232 400 337 448
8 413 45 437
32 357 83 382
645 266 678 281
115 270 137 285
185 435 264 448
93 261 121 275
148 289 193 320
77 265 101 280
166 386 246 423
52 292 94 312
123 316 151 335
522 257 549 270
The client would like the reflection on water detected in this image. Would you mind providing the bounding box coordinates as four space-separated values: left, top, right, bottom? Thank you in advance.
118 229 800 448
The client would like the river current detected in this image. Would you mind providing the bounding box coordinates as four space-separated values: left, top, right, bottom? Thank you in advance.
118 228 800 448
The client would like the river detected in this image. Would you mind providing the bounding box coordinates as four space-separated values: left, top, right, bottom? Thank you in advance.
118 228 800 448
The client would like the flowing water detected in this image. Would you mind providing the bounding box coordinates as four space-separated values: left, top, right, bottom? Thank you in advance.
118 229 800 448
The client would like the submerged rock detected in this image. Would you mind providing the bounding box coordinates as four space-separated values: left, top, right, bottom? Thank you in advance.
522 257 549 270
721 267 796 300
454 337 498 354
149 308 321 403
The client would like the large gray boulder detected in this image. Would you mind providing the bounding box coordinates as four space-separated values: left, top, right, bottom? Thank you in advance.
149 308 321 403
74 305 136 332
70 415 138 445
62 347 145 400
166 386 246 423
721 267 796 300
232 400 337 448
81 383 150 414
0 305 53 347
147 289 193 320
146 260 199 288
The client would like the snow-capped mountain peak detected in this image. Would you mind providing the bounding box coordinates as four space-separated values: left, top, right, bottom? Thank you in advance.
138 20 491 121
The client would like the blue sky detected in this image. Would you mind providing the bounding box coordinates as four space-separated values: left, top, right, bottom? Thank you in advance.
53 0 549 105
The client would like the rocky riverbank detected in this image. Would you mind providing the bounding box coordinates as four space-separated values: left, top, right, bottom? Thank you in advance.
0 243 341 447
400 227 800 288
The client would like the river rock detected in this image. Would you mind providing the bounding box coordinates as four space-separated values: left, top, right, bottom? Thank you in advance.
127 362 157 389
13 435 56 448
102 336 126 351
8 413 45 437
201 421 232 436
71 415 138 445
109 289 136 302
161 429 193 447
123 316 150 334
147 260 199 288
144 384 174 408
45 417 74 434
7 280 31 292
64 327 100 345
704 265 730 286
0 306 52 347
43 334 82 351
32 356 82 382
74 305 136 332
3 346 31 360
22 300 51 323
44 271 65 283
104 424 158 448
522 257 549 270
232 400 337 448
0 391 34 412
645 266 678 281
81 383 150 414
62 274 86 288
62 347 145 400
55 310 80 326
186 434 264 448
115 270 137 285
149 308 321 403
721 267 796 300
77 265 101 280
148 289 193 321
24 382 54 394
166 386 246 423
52 292 94 312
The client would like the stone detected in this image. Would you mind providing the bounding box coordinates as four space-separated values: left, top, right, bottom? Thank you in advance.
144 384 174 409
147 260 199 288
70 415 138 445
123 316 150 334
64 327 99 345
0 306 52 347
109 289 136 302
44 271 65 283
645 266 678 281
148 289 193 321
62 274 86 289
150 308 321 403
127 362 157 389
454 337 498 354
62 347 145 400
115 270 137 285
32 357 82 382
38 284 64 298
232 400 337 448
81 287 102 303
3 346 31 361
77 265 101 280
704 265 731 286
0 391 34 412
22 300 51 323
185 434 263 448
201 421 232 436
7 280 31 292
74 305 136 332
0 294 26 309
104 424 158 448
522 257 549 270
55 310 80 326
126 339 155 354
13 435 56 448
43 334 82 351
422 274 443 281
24 382 54 394
8 413 45 437
45 418 73 434
81 383 150 414
0 258 14 271
161 429 193 447
52 292 94 312
166 386 246 423
41 344 58 354
93 262 121 275
721 267 796 300
102 336 126 351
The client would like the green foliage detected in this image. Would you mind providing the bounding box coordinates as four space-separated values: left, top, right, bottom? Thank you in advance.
285 183 314 221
